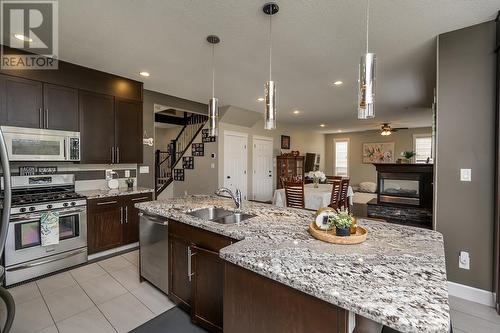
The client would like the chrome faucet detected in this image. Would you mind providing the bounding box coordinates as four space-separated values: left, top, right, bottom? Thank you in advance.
215 187 242 210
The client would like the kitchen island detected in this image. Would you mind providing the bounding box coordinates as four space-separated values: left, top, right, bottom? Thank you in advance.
136 195 450 333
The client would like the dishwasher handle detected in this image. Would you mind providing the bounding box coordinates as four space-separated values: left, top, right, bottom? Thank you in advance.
139 212 168 226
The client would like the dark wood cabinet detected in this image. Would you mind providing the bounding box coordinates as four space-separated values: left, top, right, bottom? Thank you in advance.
79 91 115 164
0 74 43 128
87 192 152 254
168 220 233 332
276 155 305 189
114 98 143 164
43 83 79 131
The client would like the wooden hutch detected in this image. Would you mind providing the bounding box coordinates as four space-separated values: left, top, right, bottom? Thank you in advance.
276 155 305 189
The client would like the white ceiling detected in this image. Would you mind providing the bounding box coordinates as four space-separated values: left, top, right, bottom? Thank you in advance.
58 0 500 133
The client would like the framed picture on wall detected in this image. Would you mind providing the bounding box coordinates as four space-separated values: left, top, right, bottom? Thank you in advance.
362 142 395 163
281 135 290 149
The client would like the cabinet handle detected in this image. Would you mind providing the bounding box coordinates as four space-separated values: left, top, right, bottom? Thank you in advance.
187 246 196 282
120 207 124 224
39 108 43 127
131 196 150 202
45 109 49 128
96 200 118 206
116 147 120 164
124 206 128 223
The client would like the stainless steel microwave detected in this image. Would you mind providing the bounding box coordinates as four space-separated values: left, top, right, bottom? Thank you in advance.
0 126 80 161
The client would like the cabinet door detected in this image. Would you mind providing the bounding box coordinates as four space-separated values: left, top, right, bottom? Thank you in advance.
87 198 123 254
122 193 152 245
43 83 79 131
192 246 224 333
79 91 114 164
114 98 143 164
0 75 43 128
169 236 192 310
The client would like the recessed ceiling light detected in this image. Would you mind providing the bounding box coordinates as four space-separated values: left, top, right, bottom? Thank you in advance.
293 110 300 114
14 34 33 42
139 71 150 77
333 81 343 86
320 124 326 127
338 129 343 133
257 97 265 102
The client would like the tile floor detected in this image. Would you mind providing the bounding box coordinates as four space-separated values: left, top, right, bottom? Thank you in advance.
1 250 175 333
1 250 499 333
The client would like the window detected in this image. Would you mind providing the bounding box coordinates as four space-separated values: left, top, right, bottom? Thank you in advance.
334 139 349 176
413 134 433 164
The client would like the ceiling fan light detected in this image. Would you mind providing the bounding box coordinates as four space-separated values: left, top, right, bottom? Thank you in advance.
358 53 376 119
264 80 276 130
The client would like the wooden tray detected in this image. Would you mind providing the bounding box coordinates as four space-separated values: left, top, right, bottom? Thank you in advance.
308 223 367 245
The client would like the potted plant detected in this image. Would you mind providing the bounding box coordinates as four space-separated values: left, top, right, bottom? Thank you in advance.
307 170 326 188
329 208 353 237
125 178 135 189
400 151 415 163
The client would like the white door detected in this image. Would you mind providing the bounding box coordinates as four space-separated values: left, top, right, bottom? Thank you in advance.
223 132 248 200
252 137 274 202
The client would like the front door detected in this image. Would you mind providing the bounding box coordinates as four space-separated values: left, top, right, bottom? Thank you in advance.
252 137 273 202
223 132 248 200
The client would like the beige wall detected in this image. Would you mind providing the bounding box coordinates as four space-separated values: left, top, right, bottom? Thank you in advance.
324 127 432 186
155 126 182 151
218 117 326 199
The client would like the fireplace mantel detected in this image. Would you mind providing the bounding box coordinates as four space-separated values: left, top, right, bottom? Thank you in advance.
372 163 434 173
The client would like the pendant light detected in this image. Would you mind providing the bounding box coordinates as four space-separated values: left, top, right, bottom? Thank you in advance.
207 35 220 137
263 2 279 130
358 0 375 119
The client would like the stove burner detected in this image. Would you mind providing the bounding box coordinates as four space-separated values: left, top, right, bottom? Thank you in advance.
11 191 84 206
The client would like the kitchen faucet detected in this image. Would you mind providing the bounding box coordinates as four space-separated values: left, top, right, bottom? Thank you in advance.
215 187 242 210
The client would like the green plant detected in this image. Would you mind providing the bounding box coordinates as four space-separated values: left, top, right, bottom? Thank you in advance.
328 208 353 229
401 151 415 159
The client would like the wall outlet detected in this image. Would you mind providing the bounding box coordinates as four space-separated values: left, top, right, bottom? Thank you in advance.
139 166 149 174
125 170 130 178
211 153 216 159
459 251 470 270
460 168 471 182
105 170 113 180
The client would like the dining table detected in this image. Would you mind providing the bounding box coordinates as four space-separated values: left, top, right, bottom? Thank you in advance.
273 183 354 210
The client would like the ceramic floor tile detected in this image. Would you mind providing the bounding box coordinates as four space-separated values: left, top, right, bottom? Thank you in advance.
9 298 54 333
56 306 115 333
79 274 127 304
98 255 133 273
8 282 41 305
36 272 76 296
122 250 139 266
450 309 500 333
130 282 174 315
44 284 94 322
98 293 154 333
70 263 107 284
449 296 500 325
108 265 143 291
35 325 59 333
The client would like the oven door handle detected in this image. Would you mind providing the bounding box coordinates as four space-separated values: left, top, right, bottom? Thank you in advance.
9 208 86 222
5 248 87 272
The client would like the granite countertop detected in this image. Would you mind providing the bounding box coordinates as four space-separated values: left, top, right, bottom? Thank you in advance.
78 187 153 199
136 195 450 333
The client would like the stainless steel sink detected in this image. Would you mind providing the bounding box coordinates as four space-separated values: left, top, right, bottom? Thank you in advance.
186 207 255 224
186 207 233 220
212 212 255 225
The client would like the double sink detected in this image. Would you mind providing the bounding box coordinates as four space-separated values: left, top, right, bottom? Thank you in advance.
187 207 255 224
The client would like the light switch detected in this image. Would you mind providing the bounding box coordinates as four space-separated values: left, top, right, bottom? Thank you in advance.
460 169 471 182
139 166 149 174
211 163 215 169
124 170 130 178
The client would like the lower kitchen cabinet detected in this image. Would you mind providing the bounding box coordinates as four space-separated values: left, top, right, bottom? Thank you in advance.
87 192 153 254
168 220 233 333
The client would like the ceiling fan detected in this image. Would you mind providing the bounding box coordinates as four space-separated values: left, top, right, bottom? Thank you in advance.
380 123 408 136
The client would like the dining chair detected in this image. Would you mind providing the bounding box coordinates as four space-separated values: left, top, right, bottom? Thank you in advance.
284 181 305 209
338 178 350 209
328 179 342 209
325 176 342 184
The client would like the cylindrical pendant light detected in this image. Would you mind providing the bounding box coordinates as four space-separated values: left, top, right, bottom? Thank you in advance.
358 0 375 119
207 35 220 137
263 2 279 130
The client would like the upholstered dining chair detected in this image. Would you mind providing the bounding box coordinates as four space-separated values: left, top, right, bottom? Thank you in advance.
328 179 342 209
284 181 305 209
338 178 350 209
325 176 342 184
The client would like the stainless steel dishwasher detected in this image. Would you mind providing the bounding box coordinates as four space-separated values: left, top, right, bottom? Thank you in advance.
139 211 169 294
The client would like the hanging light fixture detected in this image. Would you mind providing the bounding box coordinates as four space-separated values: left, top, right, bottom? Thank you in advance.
207 35 220 137
263 2 279 130
358 0 375 119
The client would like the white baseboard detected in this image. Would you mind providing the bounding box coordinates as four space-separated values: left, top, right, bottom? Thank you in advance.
88 242 139 261
447 281 496 307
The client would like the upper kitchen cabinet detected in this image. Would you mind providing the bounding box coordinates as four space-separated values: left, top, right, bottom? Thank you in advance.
0 74 43 128
79 91 115 164
43 83 79 131
115 98 143 164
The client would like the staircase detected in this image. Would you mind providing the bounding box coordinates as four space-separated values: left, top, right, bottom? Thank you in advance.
155 113 208 196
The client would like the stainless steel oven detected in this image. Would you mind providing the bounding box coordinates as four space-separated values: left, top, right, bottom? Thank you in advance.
0 126 80 161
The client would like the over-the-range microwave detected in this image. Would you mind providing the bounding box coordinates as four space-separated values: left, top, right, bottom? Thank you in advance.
0 126 80 161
